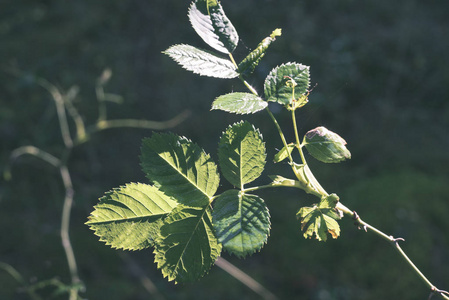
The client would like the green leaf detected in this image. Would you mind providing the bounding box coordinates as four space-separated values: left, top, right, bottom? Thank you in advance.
212 190 270 258
303 126 351 163
188 0 239 54
163 44 238 79
140 133 220 207
218 121 266 188
154 204 222 283
296 194 342 242
238 28 282 76
273 143 295 163
211 92 267 114
264 62 310 105
86 183 177 250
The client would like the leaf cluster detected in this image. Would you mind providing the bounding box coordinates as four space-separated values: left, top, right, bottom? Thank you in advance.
87 0 352 284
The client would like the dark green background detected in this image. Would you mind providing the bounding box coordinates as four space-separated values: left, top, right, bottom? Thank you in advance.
1 0 448 299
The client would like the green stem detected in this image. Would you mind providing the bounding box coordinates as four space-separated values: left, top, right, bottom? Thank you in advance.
336 202 449 300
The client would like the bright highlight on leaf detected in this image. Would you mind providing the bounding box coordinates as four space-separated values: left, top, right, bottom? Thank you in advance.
188 0 239 54
297 194 342 242
86 183 177 250
163 44 238 79
303 126 351 163
154 205 222 283
218 121 266 188
211 92 267 114
140 132 220 207
264 63 310 105
212 190 270 258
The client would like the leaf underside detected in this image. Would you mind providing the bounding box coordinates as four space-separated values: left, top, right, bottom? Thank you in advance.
218 121 266 188
164 44 238 79
188 0 239 54
297 194 341 242
304 126 351 163
211 92 267 114
212 190 270 258
140 132 220 207
154 204 222 283
86 183 177 250
264 62 310 105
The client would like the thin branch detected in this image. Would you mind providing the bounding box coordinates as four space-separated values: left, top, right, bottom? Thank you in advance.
0 262 42 300
59 164 83 300
119 253 166 300
215 257 278 300
86 109 191 135
337 202 449 300
36 78 73 148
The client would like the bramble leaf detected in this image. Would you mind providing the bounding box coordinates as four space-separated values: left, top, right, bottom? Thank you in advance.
273 143 295 163
86 183 177 250
264 63 310 105
212 190 270 258
211 92 267 114
163 44 238 79
188 0 239 54
154 204 222 283
140 132 220 207
218 121 266 188
303 126 351 163
238 28 282 76
297 194 342 241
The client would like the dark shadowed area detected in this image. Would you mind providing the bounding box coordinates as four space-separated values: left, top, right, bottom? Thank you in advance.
1 0 449 299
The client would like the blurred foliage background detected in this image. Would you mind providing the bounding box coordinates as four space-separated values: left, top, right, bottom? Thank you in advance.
1 0 449 299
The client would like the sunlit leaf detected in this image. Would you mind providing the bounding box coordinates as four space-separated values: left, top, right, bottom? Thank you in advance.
218 121 266 188
303 126 351 163
141 132 220 207
273 143 295 163
154 204 222 283
86 183 177 250
188 0 239 54
264 63 310 105
211 92 267 114
212 190 270 258
297 194 342 241
164 44 238 79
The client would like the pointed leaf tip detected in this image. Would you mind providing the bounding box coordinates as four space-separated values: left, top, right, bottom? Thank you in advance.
164 44 238 79
154 205 222 283
188 0 239 54
218 121 266 188
86 183 177 250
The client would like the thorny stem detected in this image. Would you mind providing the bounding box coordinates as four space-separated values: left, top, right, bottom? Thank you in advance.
337 202 449 300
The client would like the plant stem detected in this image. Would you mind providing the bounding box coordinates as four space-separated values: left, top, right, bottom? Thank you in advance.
336 202 449 300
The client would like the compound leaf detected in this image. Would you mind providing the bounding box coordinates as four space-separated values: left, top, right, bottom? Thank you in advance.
188 0 239 54
86 183 177 250
218 121 266 188
141 133 220 207
264 62 310 105
211 92 267 114
297 194 342 241
303 126 351 163
212 190 270 258
154 204 222 283
164 44 238 79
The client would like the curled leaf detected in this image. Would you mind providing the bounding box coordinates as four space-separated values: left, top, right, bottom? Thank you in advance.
303 126 351 163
